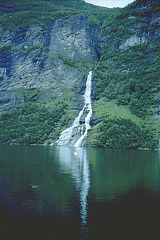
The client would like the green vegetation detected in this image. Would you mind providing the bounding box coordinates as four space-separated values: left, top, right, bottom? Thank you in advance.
97 118 158 149
102 0 160 45
0 45 12 53
89 99 159 149
90 0 160 149
0 0 159 149
94 98 143 124
15 88 40 102
0 103 66 144
57 56 93 72
93 44 160 118
0 0 119 31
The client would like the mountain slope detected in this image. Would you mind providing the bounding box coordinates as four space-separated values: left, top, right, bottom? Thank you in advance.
0 0 118 145
0 0 159 148
89 0 160 149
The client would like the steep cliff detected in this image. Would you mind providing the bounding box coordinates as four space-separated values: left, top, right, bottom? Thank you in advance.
0 0 113 145
0 15 98 112
0 0 159 148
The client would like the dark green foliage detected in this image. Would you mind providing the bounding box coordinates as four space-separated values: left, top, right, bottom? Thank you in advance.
0 0 159 149
0 0 119 31
97 118 158 149
0 103 65 144
94 43 160 118
132 0 160 8
0 45 12 53
102 1 160 45
93 0 160 148
58 56 78 68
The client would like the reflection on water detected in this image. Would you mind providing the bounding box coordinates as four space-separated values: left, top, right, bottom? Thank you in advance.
54 146 90 235
0 145 160 240
89 148 160 201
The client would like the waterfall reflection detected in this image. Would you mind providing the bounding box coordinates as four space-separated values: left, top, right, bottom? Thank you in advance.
55 146 90 233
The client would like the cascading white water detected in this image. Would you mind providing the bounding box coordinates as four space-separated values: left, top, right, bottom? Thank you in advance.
74 71 92 147
55 71 92 147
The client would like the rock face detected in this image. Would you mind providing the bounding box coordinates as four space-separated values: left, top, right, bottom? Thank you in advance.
119 35 147 49
0 15 98 112
1 3 159 112
49 15 97 61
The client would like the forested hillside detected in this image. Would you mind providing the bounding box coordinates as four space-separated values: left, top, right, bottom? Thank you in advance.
90 0 160 149
0 0 118 30
94 0 160 118
0 0 159 149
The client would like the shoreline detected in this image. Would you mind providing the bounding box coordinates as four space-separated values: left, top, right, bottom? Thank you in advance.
1 142 160 151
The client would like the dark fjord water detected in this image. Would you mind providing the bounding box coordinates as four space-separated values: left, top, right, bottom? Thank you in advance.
0 145 160 240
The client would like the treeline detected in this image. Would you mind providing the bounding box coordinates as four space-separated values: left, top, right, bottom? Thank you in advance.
97 118 158 149
0 0 119 31
0 103 65 144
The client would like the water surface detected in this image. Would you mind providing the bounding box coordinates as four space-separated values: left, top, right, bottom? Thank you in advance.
0 145 160 239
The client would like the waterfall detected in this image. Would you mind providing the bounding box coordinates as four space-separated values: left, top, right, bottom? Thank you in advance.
74 71 92 147
55 71 92 147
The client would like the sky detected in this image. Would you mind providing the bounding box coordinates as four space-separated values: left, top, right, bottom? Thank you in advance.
84 0 135 8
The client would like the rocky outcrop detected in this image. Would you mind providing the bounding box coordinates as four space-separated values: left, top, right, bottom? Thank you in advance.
119 34 147 49
0 15 98 112
119 14 160 50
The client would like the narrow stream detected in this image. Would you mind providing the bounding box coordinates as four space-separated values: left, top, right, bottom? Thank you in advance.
56 71 92 147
